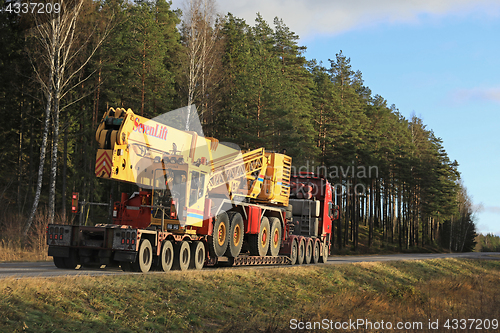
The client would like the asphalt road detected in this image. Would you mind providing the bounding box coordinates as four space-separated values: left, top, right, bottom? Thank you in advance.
1 252 499 279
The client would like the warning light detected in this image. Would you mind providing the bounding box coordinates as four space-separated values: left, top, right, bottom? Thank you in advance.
71 192 79 213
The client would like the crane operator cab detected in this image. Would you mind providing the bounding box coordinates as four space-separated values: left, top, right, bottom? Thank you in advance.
152 169 187 227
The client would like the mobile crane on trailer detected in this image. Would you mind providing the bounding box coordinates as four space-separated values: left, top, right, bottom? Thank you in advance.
47 107 339 272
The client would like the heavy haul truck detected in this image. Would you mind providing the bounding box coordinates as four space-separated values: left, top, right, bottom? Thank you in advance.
47 107 339 272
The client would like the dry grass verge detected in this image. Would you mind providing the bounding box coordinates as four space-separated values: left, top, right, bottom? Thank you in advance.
0 258 499 332
0 209 55 262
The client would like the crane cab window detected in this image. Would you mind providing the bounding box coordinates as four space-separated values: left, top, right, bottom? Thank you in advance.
189 171 206 206
153 169 186 219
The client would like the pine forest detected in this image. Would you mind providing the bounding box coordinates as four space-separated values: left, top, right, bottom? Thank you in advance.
0 0 477 253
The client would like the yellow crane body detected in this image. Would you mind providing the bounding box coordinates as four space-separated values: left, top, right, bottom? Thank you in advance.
94 108 291 229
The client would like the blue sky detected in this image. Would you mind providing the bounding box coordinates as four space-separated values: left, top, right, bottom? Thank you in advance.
171 0 500 235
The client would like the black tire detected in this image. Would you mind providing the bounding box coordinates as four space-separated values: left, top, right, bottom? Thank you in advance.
319 240 329 263
190 241 206 270
267 217 282 257
297 238 305 265
208 212 229 257
290 238 298 265
225 212 244 258
160 240 174 272
53 256 66 269
285 205 293 219
249 216 270 257
304 239 312 264
64 249 80 269
121 261 132 272
173 241 191 271
312 239 320 264
134 239 153 273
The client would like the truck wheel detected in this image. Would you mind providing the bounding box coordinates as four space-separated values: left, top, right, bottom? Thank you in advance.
190 241 205 270
312 239 320 264
267 217 282 257
160 240 174 272
290 238 298 265
53 256 67 269
173 241 190 271
304 238 312 264
135 239 152 273
249 216 270 257
319 240 329 263
64 249 80 269
297 238 305 265
208 212 229 257
225 212 244 258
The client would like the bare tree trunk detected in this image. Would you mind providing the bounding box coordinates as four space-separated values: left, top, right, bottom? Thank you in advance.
354 186 359 250
26 106 35 210
390 183 394 242
48 98 59 223
48 17 62 223
141 40 146 116
337 176 342 249
25 90 53 235
398 183 402 249
344 183 349 247
61 121 68 221
17 100 24 214
449 215 453 253
368 179 374 247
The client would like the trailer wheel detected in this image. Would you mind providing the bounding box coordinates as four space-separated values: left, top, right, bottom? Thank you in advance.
290 238 298 265
208 212 229 257
249 216 270 257
225 212 244 258
190 241 205 270
312 239 320 264
173 241 191 271
64 249 80 269
319 240 329 263
304 238 312 264
121 261 132 272
297 238 305 265
267 217 282 257
160 240 174 272
53 256 66 269
135 239 153 273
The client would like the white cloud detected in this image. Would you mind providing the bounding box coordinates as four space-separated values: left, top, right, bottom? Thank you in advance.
451 87 500 104
483 206 500 214
473 204 500 214
171 0 500 37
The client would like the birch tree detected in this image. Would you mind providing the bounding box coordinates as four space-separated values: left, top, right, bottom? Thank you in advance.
180 0 222 132
24 0 112 235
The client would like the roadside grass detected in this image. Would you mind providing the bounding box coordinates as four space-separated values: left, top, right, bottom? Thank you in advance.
0 242 49 262
0 210 53 263
1 258 499 332
332 224 446 255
